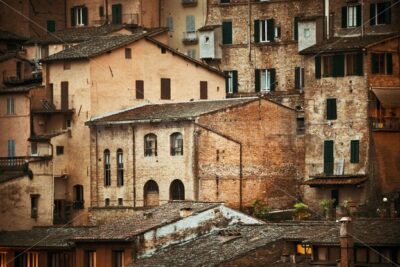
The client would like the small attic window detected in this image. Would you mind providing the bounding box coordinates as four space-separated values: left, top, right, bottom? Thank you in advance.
125 48 132 59
161 47 166 54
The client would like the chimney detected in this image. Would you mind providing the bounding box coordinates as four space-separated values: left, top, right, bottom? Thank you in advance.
179 207 194 218
340 217 354 267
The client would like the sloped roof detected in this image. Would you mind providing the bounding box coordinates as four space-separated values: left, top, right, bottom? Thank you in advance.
87 98 258 125
0 83 42 94
0 29 27 41
304 176 368 186
300 33 399 54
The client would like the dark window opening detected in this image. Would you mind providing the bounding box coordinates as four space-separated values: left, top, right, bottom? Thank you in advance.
326 98 337 120
31 194 39 218
118 198 123 206
144 134 157 157
296 118 305 135
105 198 110 206
73 185 84 209
222 21 232 44
161 78 171 100
371 53 392 75
117 149 124 186
104 149 111 186
136 80 144 99
144 180 159 207
350 140 360 163
112 250 124 267
200 81 208 99
56 146 64 155
170 132 183 156
169 179 185 200
47 20 56 32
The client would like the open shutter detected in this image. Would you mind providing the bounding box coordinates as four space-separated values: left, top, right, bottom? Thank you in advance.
350 140 360 163
324 140 334 175
342 6 348 28
333 54 345 77
370 4 376 25
356 53 363 76
384 2 391 24
356 5 362 27
315 56 321 79
267 19 274 42
232 70 238 93
293 16 299 41
255 69 261 92
269 68 276 91
254 20 260 43
386 53 393 74
371 53 378 74
71 8 76 26
295 67 301 89
82 7 88 25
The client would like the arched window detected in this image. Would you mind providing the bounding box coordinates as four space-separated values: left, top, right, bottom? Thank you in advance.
117 149 124 186
144 180 159 207
104 149 111 186
170 132 183 156
169 179 185 200
73 184 84 209
144 134 157 157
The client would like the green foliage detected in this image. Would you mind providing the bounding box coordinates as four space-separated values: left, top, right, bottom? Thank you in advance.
294 202 308 212
319 199 336 211
251 199 270 219
293 202 311 220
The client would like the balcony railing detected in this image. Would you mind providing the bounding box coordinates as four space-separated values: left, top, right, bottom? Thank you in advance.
370 117 400 131
182 31 198 44
182 0 197 6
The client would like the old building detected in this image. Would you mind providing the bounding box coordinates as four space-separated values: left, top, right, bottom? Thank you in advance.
87 97 302 210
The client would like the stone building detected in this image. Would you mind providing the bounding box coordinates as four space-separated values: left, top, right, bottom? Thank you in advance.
86 97 302 210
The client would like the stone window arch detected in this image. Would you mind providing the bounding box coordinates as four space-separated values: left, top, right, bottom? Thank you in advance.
170 132 183 156
169 179 185 200
116 149 124 186
144 180 159 207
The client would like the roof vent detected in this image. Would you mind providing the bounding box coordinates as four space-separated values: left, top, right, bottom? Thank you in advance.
179 207 193 218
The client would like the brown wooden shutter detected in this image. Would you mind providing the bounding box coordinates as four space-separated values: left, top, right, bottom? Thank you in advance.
61 81 69 111
136 80 144 99
161 78 171 100
200 81 208 99
48 83 54 104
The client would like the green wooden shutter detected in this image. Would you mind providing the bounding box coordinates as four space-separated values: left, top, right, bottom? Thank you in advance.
254 20 260 43
333 54 345 77
112 4 122 24
82 7 88 25
224 71 229 93
222 21 232 44
342 6 348 28
255 69 261 92
269 68 276 91
384 2 391 24
47 20 55 33
370 4 376 25
356 5 362 27
356 52 363 76
315 56 321 79
324 140 334 175
350 140 360 163
294 16 299 41
295 67 301 89
371 53 378 74
71 8 76 26
386 53 393 74
267 19 274 42
232 70 238 93
327 98 337 120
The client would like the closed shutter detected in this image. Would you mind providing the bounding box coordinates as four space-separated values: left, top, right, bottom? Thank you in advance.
254 20 260 43
295 67 301 89
255 69 261 92
136 80 144 99
269 68 276 91
384 2 391 24
386 53 393 74
186 16 195 32
82 7 88 25
332 54 345 77
224 71 229 93
200 81 208 99
350 140 360 163
356 5 362 27
47 20 55 32
324 140 334 175
355 53 363 76
342 6 348 28
315 56 321 79
112 4 122 24
371 53 378 74
161 78 171 100
71 8 76 26
293 16 299 40
267 19 274 42
99 6 104 17
8 140 15 157
222 21 232 44
301 68 305 88
370 4 376 25
232 70 238 93
327 98 337 120
167 17 173 31
61 81 69 111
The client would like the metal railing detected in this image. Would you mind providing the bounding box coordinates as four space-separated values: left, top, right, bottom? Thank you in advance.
182 31 198 43
370 117 400 131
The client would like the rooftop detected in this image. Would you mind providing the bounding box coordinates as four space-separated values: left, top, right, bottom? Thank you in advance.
0 83 43 94
87 98 258 125
300 33 399 54
0 29 27 41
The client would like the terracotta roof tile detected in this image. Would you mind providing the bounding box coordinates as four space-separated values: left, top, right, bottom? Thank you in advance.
304 176 367 186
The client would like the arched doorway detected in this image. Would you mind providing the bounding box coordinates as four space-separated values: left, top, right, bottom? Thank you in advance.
169 179 185 201
144 180 159 207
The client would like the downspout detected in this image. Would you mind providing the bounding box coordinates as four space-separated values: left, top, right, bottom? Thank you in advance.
105 0 109 24
194 122 243 211
158 0 162 27
361 0 364 37
132 125 136 207
193 124 199 201
325 0 329 39
94 126 99 207
248 0 252 62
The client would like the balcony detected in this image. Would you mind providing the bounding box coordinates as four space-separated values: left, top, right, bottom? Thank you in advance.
182 0 197 7
0 157 29 171
370 117 400 132
182 31 198 45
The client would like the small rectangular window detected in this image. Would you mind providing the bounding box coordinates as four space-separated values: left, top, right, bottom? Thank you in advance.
161 47 167 54
56 146 64 155
118 198 123 206
346 53 363 76
105 198 110 206
31 142 38 155
99 6 104 17
7 140 15 157
371 53 392 75
350 140 360 163
166 16 173 31
63 62 71 70
257 68 276 92
224 70 238 94
370 2 391 26
136 80 144 99
255 19 275 43
47 20 56 32
295 67 305 90
200 81 208 100
220 0 230 3
31 194 39 218
326 98 337 120
6 97 14 114
296 118 305 135
161 78 171 100
125 48 132 59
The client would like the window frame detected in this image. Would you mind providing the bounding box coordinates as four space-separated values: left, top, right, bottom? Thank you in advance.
31 194 39 219
260 69 275 92
326 98 337 120
347 5 359 27
117 149 124 186
6 97 14 114
104 149 111 186
170 133 183 156
144 134 157 157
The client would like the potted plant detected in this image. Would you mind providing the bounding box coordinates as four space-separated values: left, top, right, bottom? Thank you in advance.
294 202 311 220
319 199 336 220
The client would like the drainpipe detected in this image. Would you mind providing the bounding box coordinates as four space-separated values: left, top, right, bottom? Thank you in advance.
324 0 329 39
361 0 364 37
132 125 136 207
158 0 162 27
340 217 355 267
105 0 109 24
248 0 252 62
194 122 243 211
94 126 99 207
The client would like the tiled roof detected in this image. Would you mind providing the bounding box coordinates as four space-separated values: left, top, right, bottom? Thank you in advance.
0 227 94 248
0 83 42 94
304 176 367 186
0 171 26 183
300 33 399 54
25 24 140 45
198 25 221 31
0 29 27 41
87 98 258 125
73 201 222 242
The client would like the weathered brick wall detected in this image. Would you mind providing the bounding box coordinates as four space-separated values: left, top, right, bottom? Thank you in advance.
197 99 302 209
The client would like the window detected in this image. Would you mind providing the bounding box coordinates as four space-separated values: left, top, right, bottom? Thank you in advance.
346 53 363 76
371 53 393 75
6 97 14 114
112 4 122 24
15 252 39 267
136 80 144 99
117 149 124 186
296 244 312 255
31 194 39 218
200 81 208 100
322 54 345 77
161 78 171 100
170 179 185 200
144 180 159 207
342 5 361 28
324 140 334 175
63 61 71 70
170 133 183 156
222 21 232 45
144 134 157 157
71 6 88 26
293 16 299 41
187 49 196 59
99 6 104 17
7 140 15 157
56 146 64 155
31 142 38 156
161 47 167 54
295 67 305 90
255 68 276 92
254 19 274 43
166 16 173 31
104 149 111 186
185 15 196 38
73 185 84 209
112 251 124 267
326 98 337 120
85 251 96 267
125 48 131 59
224 70 238 94
370 2 391 25
316 53 362 78
350 140 360 163
47 20 55 32
220 0 230 3
304 28 311 38
105 198 110 206
118 198 123 206
296 117 305 135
